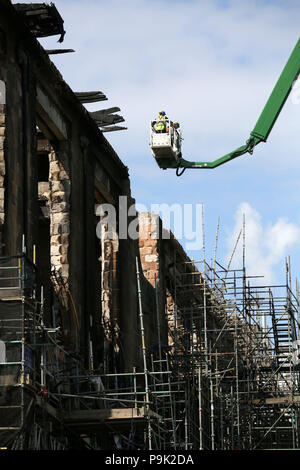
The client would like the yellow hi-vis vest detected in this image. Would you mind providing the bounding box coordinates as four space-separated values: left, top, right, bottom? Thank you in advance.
156 116 166 131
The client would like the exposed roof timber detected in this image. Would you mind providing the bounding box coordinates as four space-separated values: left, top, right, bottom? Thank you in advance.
75 91 108 103
92 114 125 126
46 49 75 55
89 107 121 118
14 2 66 42
101 126 128 133
88 105 127 133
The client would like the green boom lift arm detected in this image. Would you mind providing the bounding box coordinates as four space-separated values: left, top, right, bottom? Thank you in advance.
157 38 300 175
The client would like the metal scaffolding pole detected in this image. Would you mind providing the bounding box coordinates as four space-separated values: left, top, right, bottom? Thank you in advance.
135 257 152 450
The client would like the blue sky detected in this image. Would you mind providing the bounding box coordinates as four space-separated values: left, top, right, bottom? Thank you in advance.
14 0 300 288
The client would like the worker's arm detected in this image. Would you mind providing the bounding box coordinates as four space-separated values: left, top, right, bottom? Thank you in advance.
161 38 300 171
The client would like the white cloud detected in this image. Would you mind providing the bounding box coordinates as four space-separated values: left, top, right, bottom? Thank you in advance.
225 202 300 284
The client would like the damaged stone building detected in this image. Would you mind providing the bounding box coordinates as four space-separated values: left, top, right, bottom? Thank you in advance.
0 0 300 451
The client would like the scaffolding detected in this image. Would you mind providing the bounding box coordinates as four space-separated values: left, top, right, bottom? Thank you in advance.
0 254 100 449
0 242 300 449
160 252 300 450
62 252 300 451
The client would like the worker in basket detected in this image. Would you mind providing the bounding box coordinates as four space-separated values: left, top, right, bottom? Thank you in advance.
154 110 168 133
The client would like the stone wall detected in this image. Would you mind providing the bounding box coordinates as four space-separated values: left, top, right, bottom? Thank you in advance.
138 212 160 287
49 147 71 281
138 212 169 358
100 218 120 361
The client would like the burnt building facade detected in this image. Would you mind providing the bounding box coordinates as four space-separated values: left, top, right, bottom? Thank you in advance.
0 1 299 451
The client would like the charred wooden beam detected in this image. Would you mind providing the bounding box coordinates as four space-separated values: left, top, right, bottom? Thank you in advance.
89 107 121 119
75 91 108 103
46 49 75 55
101 126 127 133
14 3 66 42
92 114 125 127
